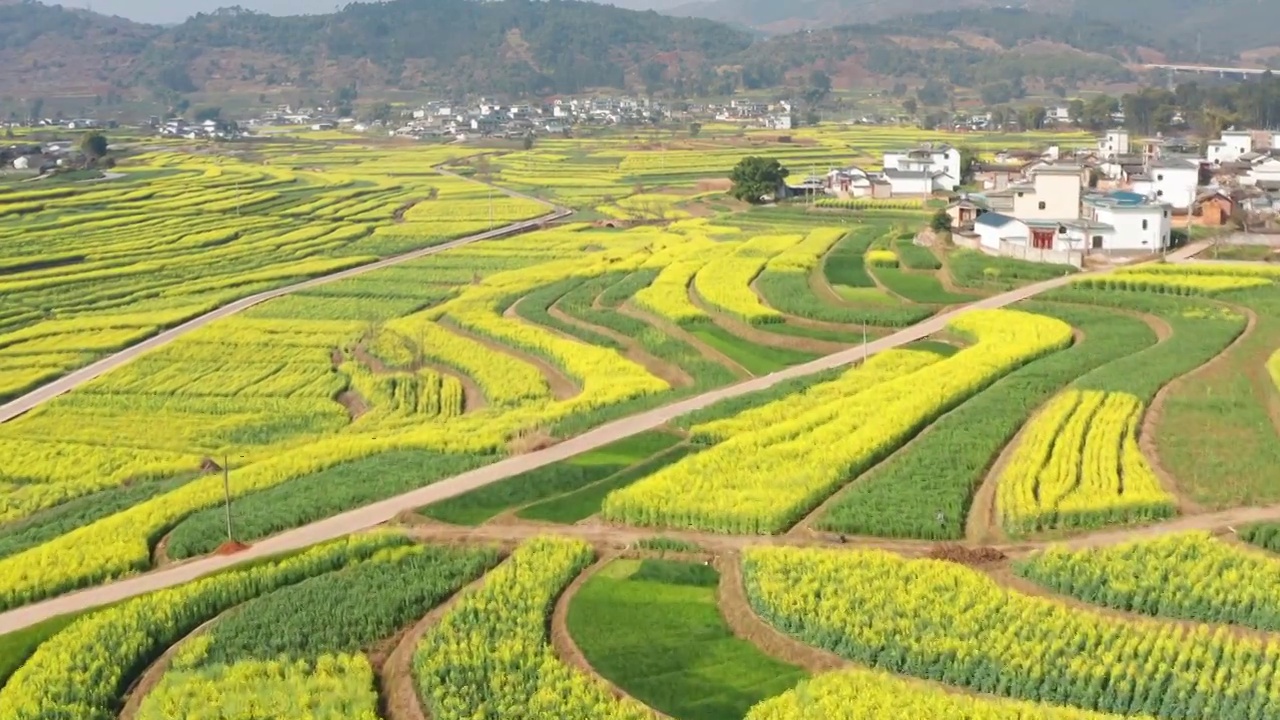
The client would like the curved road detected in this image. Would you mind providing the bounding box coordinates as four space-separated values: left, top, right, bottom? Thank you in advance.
0 168 569 425
0 242 1211 632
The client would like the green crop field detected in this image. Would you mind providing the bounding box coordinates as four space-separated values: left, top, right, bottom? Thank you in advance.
1 126 1277 720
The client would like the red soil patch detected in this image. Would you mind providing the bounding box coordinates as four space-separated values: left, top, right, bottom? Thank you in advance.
215 540 251 555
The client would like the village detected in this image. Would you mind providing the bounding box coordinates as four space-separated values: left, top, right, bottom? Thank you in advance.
807 126 1280 267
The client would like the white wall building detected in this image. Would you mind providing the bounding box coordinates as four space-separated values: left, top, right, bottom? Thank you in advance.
1098 129 1130 160
1081 191 1172 251
1243 157 1280 188
974 212 1029 251
881 169 935 197
1146 159 1200 210
1208 129 1254 165
883 144 961 191
1010 165 1084 221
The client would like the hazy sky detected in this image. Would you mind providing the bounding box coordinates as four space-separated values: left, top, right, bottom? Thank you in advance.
74 0 346 24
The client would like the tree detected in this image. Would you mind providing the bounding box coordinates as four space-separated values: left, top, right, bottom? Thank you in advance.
80 131 108 161
930 209 951 233
805 70 832 105
902 98 918 116
28 97 44 122
728 156 789 205
688 122 702 138
522 134 534 151
194 106 222 122
958 147 978 183
917 80 948 107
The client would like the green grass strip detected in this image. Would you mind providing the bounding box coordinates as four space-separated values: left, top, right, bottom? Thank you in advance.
870 267 972 304
822 230 875 288
517 445 696 524
894 238 942 270
0 475 195 561
690 326 818 375
167 451 492 558
567 558 806 720
419 432 680 526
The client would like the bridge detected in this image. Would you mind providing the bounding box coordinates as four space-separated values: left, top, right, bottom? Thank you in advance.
1144 63 1272 79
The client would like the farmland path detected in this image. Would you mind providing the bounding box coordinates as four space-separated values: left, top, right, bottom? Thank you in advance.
0 166 569 425
0 241 1222 632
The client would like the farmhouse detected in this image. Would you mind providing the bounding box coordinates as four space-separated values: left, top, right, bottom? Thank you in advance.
974 212 1029 251
1143 159 1201 210
946 197 990 231
882 143 961 192
1078 191 1172 251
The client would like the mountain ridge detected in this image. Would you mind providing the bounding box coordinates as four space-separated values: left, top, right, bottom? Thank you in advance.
0 0 1274 106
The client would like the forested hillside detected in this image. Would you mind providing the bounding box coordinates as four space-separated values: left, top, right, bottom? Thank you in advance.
1 0 1275 103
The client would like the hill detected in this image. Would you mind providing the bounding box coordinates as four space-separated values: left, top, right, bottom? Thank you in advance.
666 0 1280 60
2 0 1273 106
0 0 752 100
736 8 1168 95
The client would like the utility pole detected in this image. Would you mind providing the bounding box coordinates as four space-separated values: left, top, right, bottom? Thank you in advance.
862 324 868 362
222 453 233 543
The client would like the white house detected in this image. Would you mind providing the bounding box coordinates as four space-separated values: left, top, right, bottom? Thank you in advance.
881 169 937 197
883 144 961 191
1208 129 1254 165
1081 191 1171 251
1245 157 1280 189
1098 129 1130 160
1145 159 1200 210
975 212 1029 251
12 156 30 170
1010 165 1084 221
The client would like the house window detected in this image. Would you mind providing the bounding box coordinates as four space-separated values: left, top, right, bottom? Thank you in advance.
1164 210 1169 218
1017 192 1024 198
1156 190 1164 197
1142 219 1149 230
1092 235 1104 249
1157 174 1164 181
1038 201 1046 210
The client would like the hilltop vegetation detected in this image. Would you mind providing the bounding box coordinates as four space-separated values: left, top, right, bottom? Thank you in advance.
2 0 1276 103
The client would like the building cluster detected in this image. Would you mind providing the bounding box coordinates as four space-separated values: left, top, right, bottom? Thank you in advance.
3 141 86 172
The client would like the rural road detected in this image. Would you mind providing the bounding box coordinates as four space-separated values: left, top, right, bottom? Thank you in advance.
0 168 569 425
0 239 1212 632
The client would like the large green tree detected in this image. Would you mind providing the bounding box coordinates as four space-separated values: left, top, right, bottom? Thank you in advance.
79 131 108 161
729 156 789 204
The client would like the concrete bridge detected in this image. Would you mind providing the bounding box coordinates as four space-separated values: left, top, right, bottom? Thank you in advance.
1144 63 1271 79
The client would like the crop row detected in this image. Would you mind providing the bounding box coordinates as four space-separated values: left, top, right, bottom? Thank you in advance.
694 234 803 324
690 348 941 443
136 542 497 719
750 667 1142 720
997 389 1174 534
745 545 1280 719
814 305 1154 538
1016 532 1280 632
413 536 653 720
0 532 408 720
1072 272 1270 296
602 309 1073 533
755 226 934 327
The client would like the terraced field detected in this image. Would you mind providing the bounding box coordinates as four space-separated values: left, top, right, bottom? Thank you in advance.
2 131 1279 720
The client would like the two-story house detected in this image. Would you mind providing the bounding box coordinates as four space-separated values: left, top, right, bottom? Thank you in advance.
1134 159 1200 211
1066 191 1171 252
1208 129 1254 165
882 144 961 192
